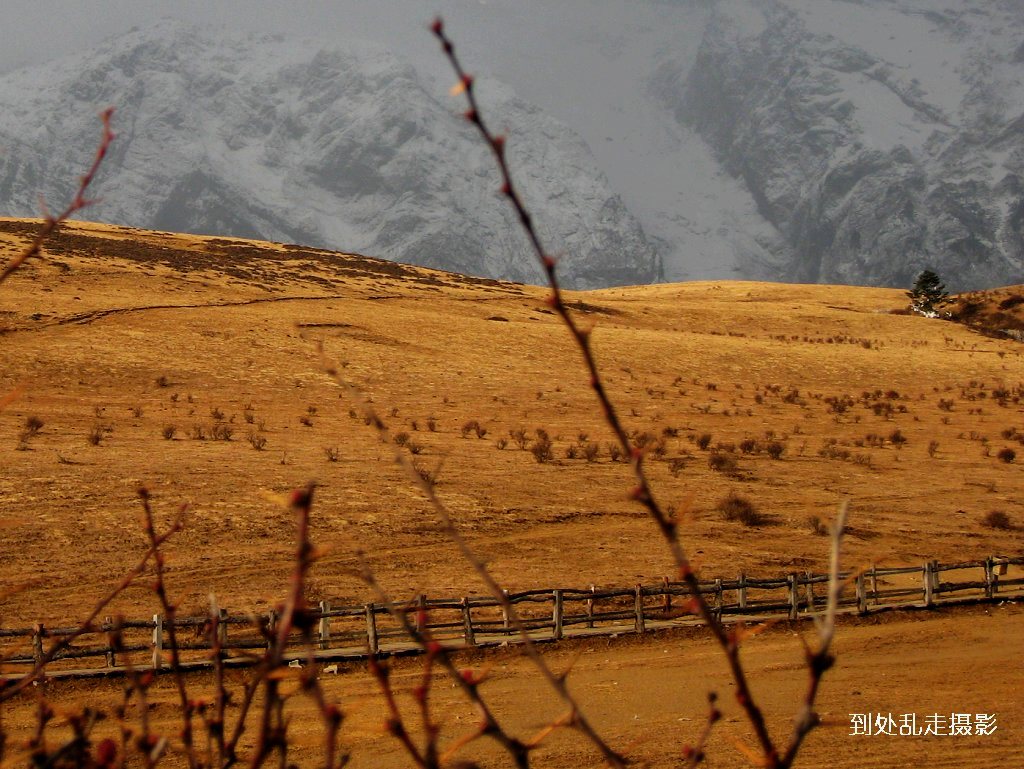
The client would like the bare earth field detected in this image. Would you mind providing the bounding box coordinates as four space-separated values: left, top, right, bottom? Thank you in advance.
3 605 1020 768
1 219 1022 765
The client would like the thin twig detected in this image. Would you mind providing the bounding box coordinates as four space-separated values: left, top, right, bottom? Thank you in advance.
0 108 115 285
138 488 197 769
431 19 847 767
0 511 181 703
319 347 624 767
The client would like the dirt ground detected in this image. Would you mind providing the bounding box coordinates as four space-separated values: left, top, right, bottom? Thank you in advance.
0 219 1022 766
2 603 1020 768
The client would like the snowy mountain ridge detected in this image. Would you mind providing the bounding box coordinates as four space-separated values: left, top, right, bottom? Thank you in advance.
2 3 1024 291
0 20 659 289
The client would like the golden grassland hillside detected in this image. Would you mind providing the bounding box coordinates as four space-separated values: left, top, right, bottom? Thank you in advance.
1 218 1021 628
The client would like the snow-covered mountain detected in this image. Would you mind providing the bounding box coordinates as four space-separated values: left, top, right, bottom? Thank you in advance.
654 0 1024 290
2 2 1023 291
0 21 659 289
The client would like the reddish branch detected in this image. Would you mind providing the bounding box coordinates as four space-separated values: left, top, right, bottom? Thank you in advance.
0 506 182 704
319 346 622 767
359 559 531 768
0 108 115 285
138 488 197 769
431 18 845 768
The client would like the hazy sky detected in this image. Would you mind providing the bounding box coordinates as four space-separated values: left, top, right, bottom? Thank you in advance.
0 1 638 78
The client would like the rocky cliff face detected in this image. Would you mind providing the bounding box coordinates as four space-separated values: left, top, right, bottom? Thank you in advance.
656 0 1024 290
0 22 659 289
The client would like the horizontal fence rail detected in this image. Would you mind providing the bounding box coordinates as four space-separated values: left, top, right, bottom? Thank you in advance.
1 556 1020 680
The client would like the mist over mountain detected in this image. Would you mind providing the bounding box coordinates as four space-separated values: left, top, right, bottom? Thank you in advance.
1 1 1024 290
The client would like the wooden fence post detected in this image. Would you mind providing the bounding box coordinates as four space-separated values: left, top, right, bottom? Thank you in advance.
922 562 934 607
152 615 163 669
105 615 115 668
737 573 747 611
501 590 510 631
461 597 476 646
266 609 277 651
855 573 867 614
787 574 799 620
552 590 563 641
714 578 724 620
662 576 672 615
364 604 378 654
218 608 229 647
318 601 331 650
586 585 596 628
869 566 879 606
984 557 994 599
804 571 815 611
32 623 44 665
416 594 428 633
634 584 646 635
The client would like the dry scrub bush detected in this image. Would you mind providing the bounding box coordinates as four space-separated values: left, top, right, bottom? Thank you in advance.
981 510 1013 529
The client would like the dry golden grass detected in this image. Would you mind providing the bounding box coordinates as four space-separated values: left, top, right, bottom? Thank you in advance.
1 217 1021 631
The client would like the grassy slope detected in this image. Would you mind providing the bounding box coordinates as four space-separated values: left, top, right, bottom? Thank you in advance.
1 219 1021 627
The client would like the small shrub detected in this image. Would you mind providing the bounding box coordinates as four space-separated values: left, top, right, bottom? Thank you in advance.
24 415 44 435
607 442 623 462
162 425 177 440
981 510 1012 529
927 440 939 458
394 431 410 447
564 444 579 459
299 415 314 427
414 462 437 490
739 438 758 455
765 440 785 460
210 406 225 421
888 429 907 447
510 428 529 450
325 446 340 462
307 405 318 416
426 417 437 432
997 447 1016 463
807 515 828 536
130 405 143 418
583 442 600 462
717 492 763 526
190 424 207 441
248 432 267 451
531 435 554 463
407 441 425 455
155 375 170 387
708 452 738 474
696 433 712 450
495 437 508 450
211 423 234 441
87 426 103 446
461 420 480 438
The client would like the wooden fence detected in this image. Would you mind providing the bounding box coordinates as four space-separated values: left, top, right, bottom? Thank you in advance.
1 555 1020 679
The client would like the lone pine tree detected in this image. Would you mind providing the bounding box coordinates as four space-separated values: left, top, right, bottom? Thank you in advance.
907 269 951 316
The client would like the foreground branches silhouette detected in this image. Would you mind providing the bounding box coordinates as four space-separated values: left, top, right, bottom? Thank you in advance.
430 18 847 767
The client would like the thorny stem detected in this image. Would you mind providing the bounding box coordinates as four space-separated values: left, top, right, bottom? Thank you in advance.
138 488 197 769
318 344 622 768
0 108 115 285
0 511 181 704
432 18 846 768
359 559 531 769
